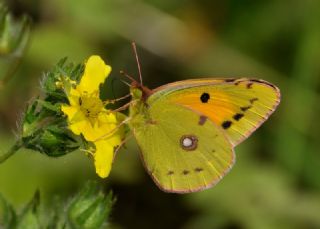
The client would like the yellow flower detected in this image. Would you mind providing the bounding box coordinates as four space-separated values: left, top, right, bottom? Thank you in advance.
61 55 124 178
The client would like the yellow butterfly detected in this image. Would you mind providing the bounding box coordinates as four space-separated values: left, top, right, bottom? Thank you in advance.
123 44 280 193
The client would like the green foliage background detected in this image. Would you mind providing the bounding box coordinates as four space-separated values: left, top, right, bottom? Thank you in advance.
1 0 320 228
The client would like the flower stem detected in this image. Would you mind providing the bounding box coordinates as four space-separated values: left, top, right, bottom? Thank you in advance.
0 140 23 164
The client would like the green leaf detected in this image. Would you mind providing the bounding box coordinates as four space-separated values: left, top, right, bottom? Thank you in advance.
0 194 16 228
16 191 41 229
67 181 115 229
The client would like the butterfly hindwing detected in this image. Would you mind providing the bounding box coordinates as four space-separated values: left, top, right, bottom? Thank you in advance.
133 102 235 193
150 78 280 146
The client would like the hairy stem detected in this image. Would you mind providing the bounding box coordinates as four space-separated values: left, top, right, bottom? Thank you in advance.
0 139 23 164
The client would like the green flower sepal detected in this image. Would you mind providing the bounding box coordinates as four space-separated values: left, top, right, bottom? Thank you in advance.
21 100 78 157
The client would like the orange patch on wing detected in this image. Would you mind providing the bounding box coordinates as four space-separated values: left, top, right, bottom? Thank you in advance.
172 90 237 125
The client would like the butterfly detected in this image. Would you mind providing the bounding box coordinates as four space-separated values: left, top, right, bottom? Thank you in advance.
121 43 280 193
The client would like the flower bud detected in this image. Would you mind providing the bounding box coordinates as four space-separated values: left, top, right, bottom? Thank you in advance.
67 181 114 229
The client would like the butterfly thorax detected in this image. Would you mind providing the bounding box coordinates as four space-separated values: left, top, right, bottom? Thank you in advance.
128 87 154 130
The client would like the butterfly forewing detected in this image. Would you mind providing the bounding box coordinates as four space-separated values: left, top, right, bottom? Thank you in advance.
153 78 280 146
133 102 235 193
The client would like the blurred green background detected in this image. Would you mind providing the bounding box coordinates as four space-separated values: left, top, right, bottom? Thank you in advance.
1 0 320 228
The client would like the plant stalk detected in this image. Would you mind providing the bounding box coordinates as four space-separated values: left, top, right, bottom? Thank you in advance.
0 139 23 164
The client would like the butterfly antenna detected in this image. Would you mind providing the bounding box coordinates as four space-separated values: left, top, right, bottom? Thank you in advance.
120 70 137 83
119 79 131 87
132 42 143 86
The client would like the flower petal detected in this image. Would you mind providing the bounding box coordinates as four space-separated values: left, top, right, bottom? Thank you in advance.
62 107 93 139
69 119 91 137
68 88 81 106
90 111 123 142
61 105 78 120
94 140 114 178
78 55 111 94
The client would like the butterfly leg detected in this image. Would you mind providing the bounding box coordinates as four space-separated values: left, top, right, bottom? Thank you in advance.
112 133 134 162
93 117 132 142
104 93 132 105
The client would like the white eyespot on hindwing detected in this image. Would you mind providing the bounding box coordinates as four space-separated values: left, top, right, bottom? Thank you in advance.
183 138 192 147
180 135 198 151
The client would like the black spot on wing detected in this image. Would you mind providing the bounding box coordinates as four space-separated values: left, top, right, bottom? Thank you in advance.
246 82 253 89
167 171 174 176
222 120 232 129
198 115 207 125
233 113 244 121
200 93 210 103
182 170 190 175
195 168 203 173
250 98 258 104
241 106 252 112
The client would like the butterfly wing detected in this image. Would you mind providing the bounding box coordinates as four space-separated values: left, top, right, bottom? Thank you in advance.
149 78 280 146
132 102 235 193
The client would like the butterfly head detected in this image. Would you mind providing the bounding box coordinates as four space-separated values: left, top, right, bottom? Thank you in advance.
130 80 152 102
119 69 152 101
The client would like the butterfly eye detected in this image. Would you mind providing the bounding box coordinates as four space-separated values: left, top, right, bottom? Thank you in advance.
180 135 198 151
